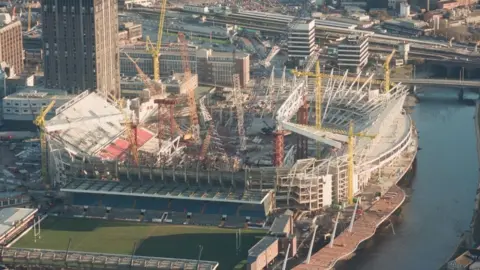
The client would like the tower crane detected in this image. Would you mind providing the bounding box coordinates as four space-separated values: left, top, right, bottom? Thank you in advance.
383 49 396 93
199 123 213 161
33 100 56 185
145 0 167 82
315 61 322 158
108 94 139 166
27 3 31 31
178 32 200 142
233 73 246 151
123 52 162 95
344 121 375 204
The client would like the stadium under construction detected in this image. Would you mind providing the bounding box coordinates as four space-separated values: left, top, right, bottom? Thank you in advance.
34 51 417 268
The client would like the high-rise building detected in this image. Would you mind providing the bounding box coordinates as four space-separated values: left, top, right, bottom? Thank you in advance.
0 19 23 79
42 0 120 98
287 19 316 65
337 35 369 74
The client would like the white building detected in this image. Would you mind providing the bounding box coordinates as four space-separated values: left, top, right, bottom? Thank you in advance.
287 19 316 65
183 5 209 14
2 88 75 121
399 2 411 17
337 35 369 74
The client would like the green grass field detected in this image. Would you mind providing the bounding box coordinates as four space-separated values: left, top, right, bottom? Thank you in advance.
13 217 265 269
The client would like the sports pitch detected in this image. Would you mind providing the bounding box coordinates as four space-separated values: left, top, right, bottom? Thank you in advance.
13 217 265 269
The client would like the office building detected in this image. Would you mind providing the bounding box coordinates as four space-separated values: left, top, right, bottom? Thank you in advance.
42 0 120 98
120 44 250 88
337 35 369 74
287 19 316 65
2 88 74 121
0 17 23 78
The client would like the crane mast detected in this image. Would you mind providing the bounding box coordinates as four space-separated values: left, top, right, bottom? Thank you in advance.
383 49 396 93
178 32 200 142
233 74 246 151
27 4 31 31
108 94 139 166
315 61 322 158
146 0 167 82
33 100 56 186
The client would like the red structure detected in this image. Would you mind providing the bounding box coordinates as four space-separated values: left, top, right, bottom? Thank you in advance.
273 130 285 167
154 98 177 142
296 102 309 159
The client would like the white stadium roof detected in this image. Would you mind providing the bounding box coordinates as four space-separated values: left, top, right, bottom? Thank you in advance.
46 91 126 156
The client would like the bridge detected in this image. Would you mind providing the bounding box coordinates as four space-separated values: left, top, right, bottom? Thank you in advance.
390 78 480 88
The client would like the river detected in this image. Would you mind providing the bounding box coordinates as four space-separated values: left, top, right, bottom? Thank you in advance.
339 90 479 270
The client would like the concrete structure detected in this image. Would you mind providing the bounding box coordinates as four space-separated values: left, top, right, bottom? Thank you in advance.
183 5 209 14
288 19 316 65
42 0 120 98
2 88 75 121
163 73 198 95
0 247 219 269
382 19 430 36
337 35 369 73
247 213 296 270
0 19 23 77
437 0 460 9
120 44 250 87
399 2 411 17
166 24 231 40
119 22 142 42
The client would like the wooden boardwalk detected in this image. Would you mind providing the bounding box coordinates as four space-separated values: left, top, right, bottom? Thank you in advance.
294 185 405 270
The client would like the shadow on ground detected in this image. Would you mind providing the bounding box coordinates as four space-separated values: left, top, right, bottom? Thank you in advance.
136 233 264 270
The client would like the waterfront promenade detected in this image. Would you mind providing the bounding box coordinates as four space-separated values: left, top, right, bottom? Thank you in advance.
294 133 418 270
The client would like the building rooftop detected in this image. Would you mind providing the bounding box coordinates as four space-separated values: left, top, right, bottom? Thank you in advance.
248 236 278 258
4 88 75 100
45 91 126 156
269 215 291 235
0 208 37 236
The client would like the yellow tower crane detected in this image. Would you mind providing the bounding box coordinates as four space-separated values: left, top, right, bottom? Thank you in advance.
33 100 56 185
383 49 396 93
146 0 167 82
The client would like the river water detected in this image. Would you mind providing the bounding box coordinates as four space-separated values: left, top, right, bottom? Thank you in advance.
341 90 479 270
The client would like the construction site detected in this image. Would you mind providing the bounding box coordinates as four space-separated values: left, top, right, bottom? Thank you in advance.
13 2 420 269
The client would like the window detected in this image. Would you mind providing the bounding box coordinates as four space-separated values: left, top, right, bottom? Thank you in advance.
23 110 28 113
